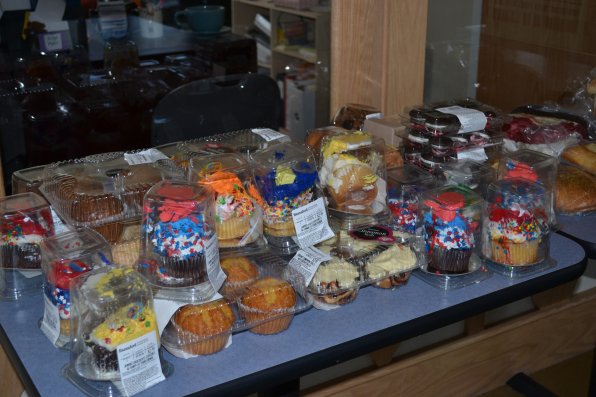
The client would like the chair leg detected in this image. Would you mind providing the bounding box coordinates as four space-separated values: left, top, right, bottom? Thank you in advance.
506 372 558 397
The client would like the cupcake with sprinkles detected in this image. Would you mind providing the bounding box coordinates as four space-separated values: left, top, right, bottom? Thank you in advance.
141 180 215 287
251 142 319 244
483 179 549 266
189 154 260 248
422 186 481 274
1 192 54 270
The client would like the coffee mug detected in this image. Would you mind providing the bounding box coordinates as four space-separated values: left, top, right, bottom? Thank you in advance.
174 5 225 34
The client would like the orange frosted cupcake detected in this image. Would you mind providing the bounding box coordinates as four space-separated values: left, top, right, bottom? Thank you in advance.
240 277 296 335
219 256 259 298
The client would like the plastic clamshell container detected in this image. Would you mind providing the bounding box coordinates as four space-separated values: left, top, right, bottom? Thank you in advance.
421 185 482 275
332 103 381 131
251 141 320 252
161 252 312 357
138 180 219 302
305 126 346 165
387 165 436 236
39 150 184 242
188 152 265 253
0 192 55 300
440 159 495 198
11 164 45 195
318 130 388 218
40 228 113 347
63 267 169 395
481 179 551 268
308 257 362 307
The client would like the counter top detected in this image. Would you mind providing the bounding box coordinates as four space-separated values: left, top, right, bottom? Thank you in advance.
557 213 596 259
0 233 587 397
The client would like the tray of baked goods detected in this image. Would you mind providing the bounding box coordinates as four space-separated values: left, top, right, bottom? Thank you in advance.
39 150 185 244
309 227 422 309
159 251 312 357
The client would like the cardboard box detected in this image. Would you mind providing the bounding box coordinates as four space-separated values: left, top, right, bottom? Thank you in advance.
363 116 405 147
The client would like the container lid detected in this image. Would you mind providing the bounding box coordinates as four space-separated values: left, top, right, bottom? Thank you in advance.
0 192 49 215
251 141 315 167
423 185 482 221
442 159 494 180
40 227 112 264
387 164 434 186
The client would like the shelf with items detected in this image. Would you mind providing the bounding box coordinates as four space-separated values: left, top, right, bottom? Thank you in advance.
232 0 330 132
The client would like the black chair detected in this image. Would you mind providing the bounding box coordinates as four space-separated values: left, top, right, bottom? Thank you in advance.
151 73 282 146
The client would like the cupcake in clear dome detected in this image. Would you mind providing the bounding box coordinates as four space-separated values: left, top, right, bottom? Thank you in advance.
482 179 550 266
140 180 215 288
422 186 482 274
189 153 261 248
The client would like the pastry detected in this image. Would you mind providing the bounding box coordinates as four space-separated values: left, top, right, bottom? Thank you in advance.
555 165 596 214
366 244 417 288
111 239 141 267
484 179 549 266
240 277 296 334
1 193 54 269
173 299 235 355
309 258 360 305
219 256 259 298
561 143 596 176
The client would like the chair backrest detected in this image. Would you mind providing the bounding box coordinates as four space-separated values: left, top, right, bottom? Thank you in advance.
151 73 282 146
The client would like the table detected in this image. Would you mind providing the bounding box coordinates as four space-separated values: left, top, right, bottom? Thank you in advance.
557 214 596 259
0 233 587 397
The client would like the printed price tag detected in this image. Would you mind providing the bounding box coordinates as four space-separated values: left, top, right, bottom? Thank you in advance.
205 235 226 292
40 295 61 345
436 106 487 133
117 331 165 396
251 128 289 142
124 149 169 165
291 198 335 249
288 246 332 286
40 32 65 52
457 147 488 162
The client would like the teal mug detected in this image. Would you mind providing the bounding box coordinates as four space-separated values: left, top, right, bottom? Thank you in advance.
174 5 225 34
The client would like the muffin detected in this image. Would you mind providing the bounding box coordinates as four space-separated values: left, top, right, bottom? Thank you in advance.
240 277 297 335
219 256 259 298
365 244 417 288
309 258 360 305
173 299 235 355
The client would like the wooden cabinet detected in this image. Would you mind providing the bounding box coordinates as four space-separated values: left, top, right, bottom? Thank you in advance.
231 0 330 127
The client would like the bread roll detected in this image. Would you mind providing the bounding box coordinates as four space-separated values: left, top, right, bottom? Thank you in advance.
561 143 596 176
555 165 596 214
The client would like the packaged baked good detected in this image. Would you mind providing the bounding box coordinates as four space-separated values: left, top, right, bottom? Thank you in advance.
440 159 495 198
481 179 550 267
188 153 264 251
40 150 182 244
64 267 167 394
555 164 596 214
251 142 320 252
0 192 55 300
305 126 346 164
360 242 419 289
11 164 45 195
318 130 387 218
219 256 259 299
560 142 596 176
308 257 361 307
40 228 112 347
332 103 381 131
422 185 482 274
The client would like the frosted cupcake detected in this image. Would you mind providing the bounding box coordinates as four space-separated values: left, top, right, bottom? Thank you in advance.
422 186 481 274
483 179 549 266
309 258 361 306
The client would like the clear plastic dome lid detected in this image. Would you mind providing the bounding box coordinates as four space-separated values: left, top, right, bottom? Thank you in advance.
498 148 558 187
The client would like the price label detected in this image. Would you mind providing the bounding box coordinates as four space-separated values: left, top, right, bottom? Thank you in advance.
124 149 169 165
251 128 289 142
205 235 226 292
457 147 488 162
437 106 487 133
117 331 165 396
40 295 61 345
291 198 335 249
40 32 65 52
288 246 331 286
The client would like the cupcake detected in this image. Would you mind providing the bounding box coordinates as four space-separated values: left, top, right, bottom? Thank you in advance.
190 154 259 248
173 299 235 355
252 142 319 241
484 179 549 266
141 181 214 287
219 256 259 298
309 258 360 305
365 244 417 288
423 187 481 274
240 277 297 335
1 193 55 270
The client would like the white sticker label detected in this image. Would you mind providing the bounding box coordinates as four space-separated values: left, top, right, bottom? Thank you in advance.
40 295 61 345
124 149 169 165
205 235 226 292
436 106 487 133
291 198 335 249
42 32 64 52
457 147 488 162
251 128 288 142
288 246 331 286
117 331 165 396
365 112 383 120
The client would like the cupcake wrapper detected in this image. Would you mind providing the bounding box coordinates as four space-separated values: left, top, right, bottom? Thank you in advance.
1 243 41 269
427 246 471 274
216 216 251 239
239 304 294 335
182 333 230 356
491 239 541 266
264 220 296 237
160 255 207 287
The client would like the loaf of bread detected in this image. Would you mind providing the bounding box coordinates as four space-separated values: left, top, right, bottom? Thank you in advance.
555 165 596 214
561 143 596 176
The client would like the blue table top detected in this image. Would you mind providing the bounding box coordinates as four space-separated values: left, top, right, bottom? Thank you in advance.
557 213 596 258
0 233 587 397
